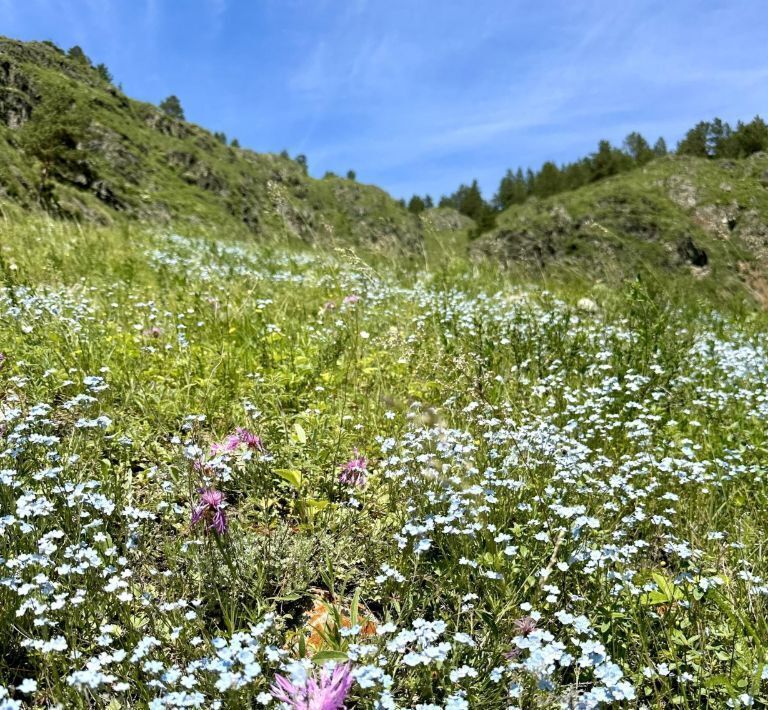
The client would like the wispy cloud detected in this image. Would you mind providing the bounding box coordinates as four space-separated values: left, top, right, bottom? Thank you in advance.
4 0 767 198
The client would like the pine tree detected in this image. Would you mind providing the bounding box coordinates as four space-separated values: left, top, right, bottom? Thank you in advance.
677 122 710 157
534 161 563 197
19 83 89 209
346 170 356 181
159 95 185 120
589 140 629 180
708 118 735 158
623 132 653 164
295 154 308 174
561 160 590 191
95 63 112 83
459 181 485 221
230 138 240 148
732 116 768 157
653 137 668 157
493 168 528 210
407 195 426 214
67 45 89 64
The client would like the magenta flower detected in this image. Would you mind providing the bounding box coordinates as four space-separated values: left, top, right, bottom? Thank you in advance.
210 434 240 455
339 451 367 487
191 488 228 535
235 427 264 451
210 428 264 455
271 663 354 710
513 616 537 636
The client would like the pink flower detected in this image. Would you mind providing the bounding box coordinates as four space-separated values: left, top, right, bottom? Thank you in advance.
210 435 240 455
339 451 367 487
235 427 264 451
210 428 264 455
342 294 360 305
271 663 354 710
191 488 228 535
513 616 537 636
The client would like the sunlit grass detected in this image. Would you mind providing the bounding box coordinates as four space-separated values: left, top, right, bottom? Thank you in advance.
1 214 767 708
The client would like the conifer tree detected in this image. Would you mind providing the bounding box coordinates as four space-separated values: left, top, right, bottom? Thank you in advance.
407 195 426 214
19 83 89 209
677 122 710 157
95 63 112 83
67 45 89 64
623 132 653 164
159 95 185 120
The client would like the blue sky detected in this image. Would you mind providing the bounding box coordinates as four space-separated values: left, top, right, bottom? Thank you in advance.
2 0 767 199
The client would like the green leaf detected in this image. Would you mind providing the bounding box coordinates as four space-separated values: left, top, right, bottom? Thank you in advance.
272 593 303 602
275 468 303 488
305 498 330 510
350 587 361 627
313 650 348 662
294 422 307 444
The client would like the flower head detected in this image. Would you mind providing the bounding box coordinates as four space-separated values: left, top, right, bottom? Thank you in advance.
271 663 354 710
514 616 537 636
339 451 367 487
235 427 264 451
191 488 228 535
210 428 264 455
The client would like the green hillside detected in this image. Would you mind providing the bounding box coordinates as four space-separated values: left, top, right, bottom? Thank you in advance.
472 153 768 303
0 36 423 251
3 36 768 305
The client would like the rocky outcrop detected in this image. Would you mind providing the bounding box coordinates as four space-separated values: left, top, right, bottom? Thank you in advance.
677 236 708 267
422 207 475 232
0 59 34 128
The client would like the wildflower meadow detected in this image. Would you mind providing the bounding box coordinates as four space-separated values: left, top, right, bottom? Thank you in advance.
2 217 768 709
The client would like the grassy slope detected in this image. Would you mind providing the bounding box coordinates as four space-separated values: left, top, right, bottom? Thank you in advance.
0 36 423 252
2 214 768 707
473 154 768 304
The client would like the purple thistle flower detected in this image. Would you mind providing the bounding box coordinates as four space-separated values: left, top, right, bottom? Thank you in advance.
236 427 264 451
271 663 354 710
191 488 228 535
339 451 367 487
513 615 537 636
210 428 264 455
210 434 240 455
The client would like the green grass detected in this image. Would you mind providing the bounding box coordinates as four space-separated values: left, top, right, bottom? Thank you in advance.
0 36 424 252
476 153 768 306
1 213 768 708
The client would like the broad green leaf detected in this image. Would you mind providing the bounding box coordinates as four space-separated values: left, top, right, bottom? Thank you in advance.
275 468 303 488
313 650 348 662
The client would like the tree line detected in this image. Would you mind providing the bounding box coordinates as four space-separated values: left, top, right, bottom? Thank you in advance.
403 115 768 236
